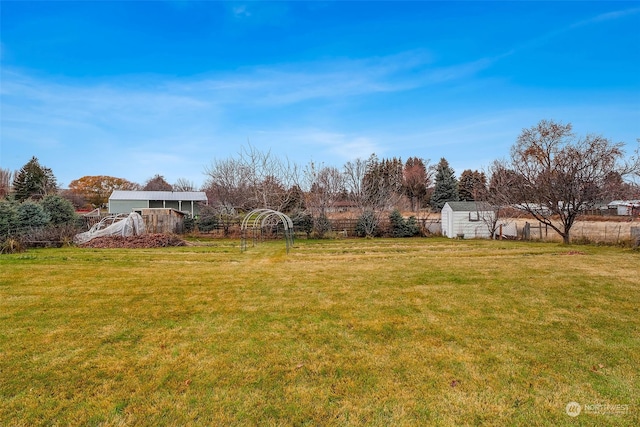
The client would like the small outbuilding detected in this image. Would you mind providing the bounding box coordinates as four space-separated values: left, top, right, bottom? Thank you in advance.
108 190 208 217
441 201 496 239
607 200 640 216
137 208 186 234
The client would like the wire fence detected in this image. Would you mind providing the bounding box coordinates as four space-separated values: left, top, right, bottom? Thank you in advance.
511 219 639 244
4 214 638 246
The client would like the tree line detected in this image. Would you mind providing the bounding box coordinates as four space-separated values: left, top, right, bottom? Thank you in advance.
1 119 639 244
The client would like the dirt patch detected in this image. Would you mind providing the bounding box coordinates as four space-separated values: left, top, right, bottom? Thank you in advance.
79 234 187 249
559 251 587 256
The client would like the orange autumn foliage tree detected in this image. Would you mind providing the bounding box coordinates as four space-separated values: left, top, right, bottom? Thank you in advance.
68 175 140 208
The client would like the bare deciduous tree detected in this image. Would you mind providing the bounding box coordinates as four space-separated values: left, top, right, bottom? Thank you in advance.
143 174 173 191
203 157 250 210
0 168 12 198
351 155 405 237
483 160 524 239
403 157 431 212
238 145 301 211
203 144 301 212
343 158 367 209
303 162 344 217
173 178 197 192
502 119 638 244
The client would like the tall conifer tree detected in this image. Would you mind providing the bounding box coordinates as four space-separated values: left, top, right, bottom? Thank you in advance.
12 157 58 202
430 158 459 211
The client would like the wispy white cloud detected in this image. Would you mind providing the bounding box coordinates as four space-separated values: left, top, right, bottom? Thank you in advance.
232 4 251 18
1 70 221 185
252 129 382 162
2 34 637 186
165 49 490 108
572 6 640 27
226 1 290 24
1 70 210 128
499 6 640 60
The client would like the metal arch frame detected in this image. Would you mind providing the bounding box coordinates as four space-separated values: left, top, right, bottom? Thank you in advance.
241 209 294 253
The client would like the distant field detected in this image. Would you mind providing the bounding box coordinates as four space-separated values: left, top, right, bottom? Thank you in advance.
1 238 638 426
507 218 638 244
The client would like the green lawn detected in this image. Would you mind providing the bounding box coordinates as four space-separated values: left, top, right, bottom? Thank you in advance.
0 238 638 426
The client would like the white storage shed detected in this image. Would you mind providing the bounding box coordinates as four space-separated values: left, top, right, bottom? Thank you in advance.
441 201 495 239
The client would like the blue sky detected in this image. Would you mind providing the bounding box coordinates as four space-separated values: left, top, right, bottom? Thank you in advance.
1 1 639 188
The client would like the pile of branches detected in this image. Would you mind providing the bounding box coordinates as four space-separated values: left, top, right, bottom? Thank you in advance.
79 233 187 249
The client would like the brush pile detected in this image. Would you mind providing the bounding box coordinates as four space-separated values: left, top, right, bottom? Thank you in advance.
78 234 187 248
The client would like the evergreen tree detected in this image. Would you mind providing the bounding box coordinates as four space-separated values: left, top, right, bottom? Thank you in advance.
405 216 420 236
389 209 406 237
196 205 220 232
430 158 459 211
458 170 476 201
389 209 420 237
16 201 50 229
12 157 58 202
0 200 19 237
458 170 487 201
362 154 382 207
291 211 313 238
40 195 78 226
472 171 488 201
362 155 404 211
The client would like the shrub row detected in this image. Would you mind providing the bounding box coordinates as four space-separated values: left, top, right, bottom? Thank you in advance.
0 195 80 253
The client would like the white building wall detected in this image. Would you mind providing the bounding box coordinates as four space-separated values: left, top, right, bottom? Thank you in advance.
453 211 492 239
442 208 494 238
617 204 632 216
441 205 454 237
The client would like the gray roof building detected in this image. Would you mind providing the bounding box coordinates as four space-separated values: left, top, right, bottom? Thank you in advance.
109 190 208 217
444 201 494 212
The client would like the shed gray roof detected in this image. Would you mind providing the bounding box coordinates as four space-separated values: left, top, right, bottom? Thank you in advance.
608 200 640 207
109 190 208 202
444 201 494 212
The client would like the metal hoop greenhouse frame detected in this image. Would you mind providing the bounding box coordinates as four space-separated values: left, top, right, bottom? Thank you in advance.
240 209 295 253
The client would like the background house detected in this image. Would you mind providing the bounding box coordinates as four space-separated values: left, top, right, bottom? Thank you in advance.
108 190 208 217
441 201 495 239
